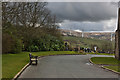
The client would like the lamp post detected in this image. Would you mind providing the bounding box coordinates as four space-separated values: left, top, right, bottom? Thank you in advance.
94 46 97 53
115 1 120 60
111 33 113 41
82 29 84 38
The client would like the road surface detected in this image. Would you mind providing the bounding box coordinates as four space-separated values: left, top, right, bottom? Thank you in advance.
19 55 118 78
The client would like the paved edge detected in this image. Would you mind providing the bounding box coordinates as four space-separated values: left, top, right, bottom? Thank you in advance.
13 56 45 80
89 58 94 64
13 63 30 80
13 54 84 80
14 55 117 80
89 58 120 75
101 66 120 75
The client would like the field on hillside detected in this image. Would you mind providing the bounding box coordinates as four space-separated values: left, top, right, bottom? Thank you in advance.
62 36 115 52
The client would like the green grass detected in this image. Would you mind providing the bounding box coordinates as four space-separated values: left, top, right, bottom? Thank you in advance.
91 57 120 73
90 57 120 65
63 36 114 49
2 51 82 78
2 52 30 78
103 66 120 72
32 51 83 56
87 53 114 55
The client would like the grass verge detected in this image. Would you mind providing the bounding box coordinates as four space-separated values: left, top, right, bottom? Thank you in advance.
2 51 82 79
87 53 114 55
2 52 30 79
32 51 84 56
90 57 120 65
103 66 120 72
90 57 120 73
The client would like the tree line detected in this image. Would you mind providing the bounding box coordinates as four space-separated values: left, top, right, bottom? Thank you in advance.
2 2 65 53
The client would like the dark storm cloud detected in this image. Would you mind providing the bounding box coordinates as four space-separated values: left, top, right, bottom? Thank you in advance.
59 18 117 31
47 2 117 22
60 21 104 31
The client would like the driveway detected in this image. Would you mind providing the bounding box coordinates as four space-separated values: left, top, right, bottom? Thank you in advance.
18 55 118 78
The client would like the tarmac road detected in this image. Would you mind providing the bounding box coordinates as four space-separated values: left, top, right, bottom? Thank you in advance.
18 55 118 78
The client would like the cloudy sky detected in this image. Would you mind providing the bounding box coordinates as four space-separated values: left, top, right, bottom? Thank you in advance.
47 2 118 32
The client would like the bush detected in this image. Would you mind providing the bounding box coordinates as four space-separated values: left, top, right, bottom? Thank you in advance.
2 24 64 53
11 39 22 53
2 32 22 54
2 33 13 53
27 45 39 52
25 35 65 52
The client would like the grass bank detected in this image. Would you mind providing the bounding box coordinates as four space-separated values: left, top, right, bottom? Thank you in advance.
63 36 115 49
2 51 82 78
90 57 120 65
90 57 120 73
103 66 120 72
87 53 114 55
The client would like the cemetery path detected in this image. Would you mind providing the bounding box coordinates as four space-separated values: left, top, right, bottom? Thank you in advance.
18 55 118 78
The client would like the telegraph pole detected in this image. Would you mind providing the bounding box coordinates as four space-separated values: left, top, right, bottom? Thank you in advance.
115 1 120 60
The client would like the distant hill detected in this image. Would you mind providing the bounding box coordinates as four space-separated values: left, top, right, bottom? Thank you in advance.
62 36 115 53
60 29 115 53
60 29 115 41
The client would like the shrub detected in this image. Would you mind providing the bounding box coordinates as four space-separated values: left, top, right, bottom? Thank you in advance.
2 32 22 54
25 35 65 52
2 33 13 53
11 38 22 53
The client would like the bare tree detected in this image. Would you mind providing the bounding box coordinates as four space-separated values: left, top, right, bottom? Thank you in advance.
2 2 59 29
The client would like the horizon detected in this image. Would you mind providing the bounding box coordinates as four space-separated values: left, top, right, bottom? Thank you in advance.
60 29 115 33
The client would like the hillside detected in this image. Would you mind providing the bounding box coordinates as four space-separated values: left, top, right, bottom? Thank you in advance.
60 29 115 41
62 36 115 53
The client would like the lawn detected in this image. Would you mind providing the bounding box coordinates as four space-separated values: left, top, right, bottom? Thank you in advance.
103 66 120 72
32 51 84 56
2 51 82 79
90 57 120 73
2 52 30 79
90 57 120 65
87 53 114 55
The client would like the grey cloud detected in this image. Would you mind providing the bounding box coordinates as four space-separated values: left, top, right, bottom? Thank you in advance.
60 21 104 31
59 20 117 31
47 2 117 22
